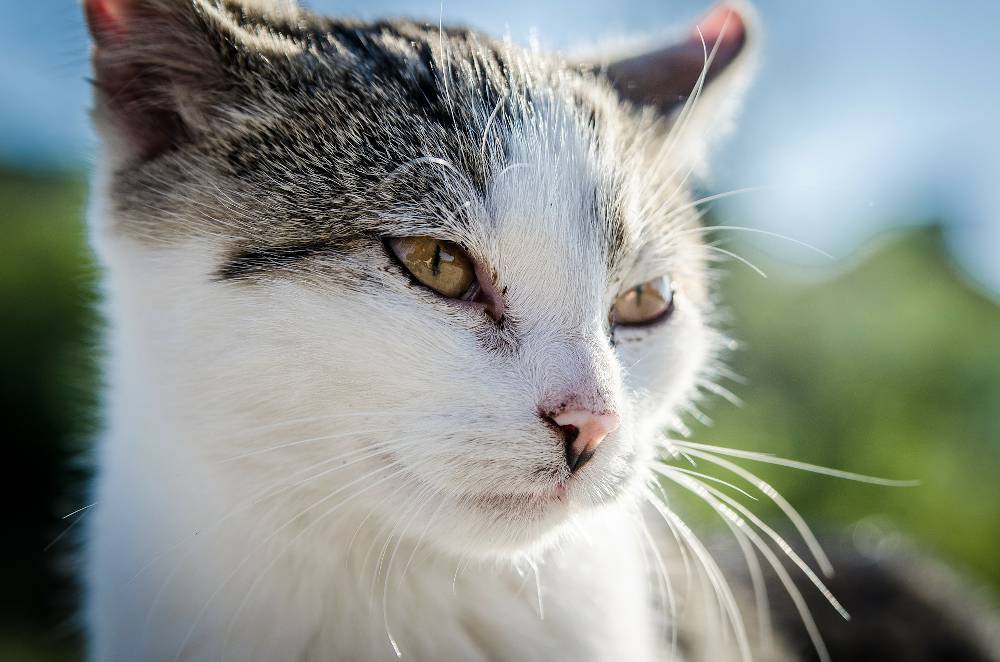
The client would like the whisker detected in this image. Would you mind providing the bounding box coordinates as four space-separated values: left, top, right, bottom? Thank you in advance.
727 513 774 654
213 410 432 441
696 378 743 407
130 435 438 589
635 512 678 651
377 484 437 657
644 488 752 662
367 480 430 605
671 440 920 486
666 465 759 501
213 462 420 662
62 502 97 519
217 426 402 464
644 186 765 228
660 468 848 620
703 244 769 278
674 225 834 260
43 511 86 553
660 471 834 662
480 93 505 163
528 557 544 620
648 479 695 587
397 493 449 587
640 20 725 200
677 447 834 577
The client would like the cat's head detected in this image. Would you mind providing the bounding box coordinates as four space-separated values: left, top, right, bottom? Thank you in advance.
86 0 754 558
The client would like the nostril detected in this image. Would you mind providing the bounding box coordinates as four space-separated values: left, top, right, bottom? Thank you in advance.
548 409 620 475
556 423 589 472
561 424 596 473
558 423 580 448
547 419 592 474
542 417 587 474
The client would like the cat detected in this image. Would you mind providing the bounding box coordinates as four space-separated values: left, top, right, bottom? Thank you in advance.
81 1 998 661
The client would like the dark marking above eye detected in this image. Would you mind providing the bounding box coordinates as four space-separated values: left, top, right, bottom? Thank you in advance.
216 239 363 280
218 244 322 280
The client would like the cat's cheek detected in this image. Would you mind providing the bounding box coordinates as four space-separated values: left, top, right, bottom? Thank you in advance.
615 294 713 424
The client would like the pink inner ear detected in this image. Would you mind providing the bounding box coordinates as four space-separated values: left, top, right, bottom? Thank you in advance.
84 0 129 44
690 5 746 61
603 3 749 116
85 0 193 162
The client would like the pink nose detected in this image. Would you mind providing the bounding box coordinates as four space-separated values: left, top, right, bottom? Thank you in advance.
551 409 621 474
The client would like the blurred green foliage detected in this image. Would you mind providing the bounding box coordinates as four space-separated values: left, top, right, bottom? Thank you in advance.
689 227 1000 592
0 168 996 660
1 168 94 660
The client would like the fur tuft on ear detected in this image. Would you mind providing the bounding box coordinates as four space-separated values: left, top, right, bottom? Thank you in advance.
83 0 301 163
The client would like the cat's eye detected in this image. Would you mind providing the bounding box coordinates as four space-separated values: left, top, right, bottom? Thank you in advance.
610 276 675 327
388 236 479 299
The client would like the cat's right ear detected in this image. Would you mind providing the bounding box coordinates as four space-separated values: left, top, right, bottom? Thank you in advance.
84 0 298 164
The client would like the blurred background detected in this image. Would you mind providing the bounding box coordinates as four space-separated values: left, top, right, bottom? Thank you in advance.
2 1 998 660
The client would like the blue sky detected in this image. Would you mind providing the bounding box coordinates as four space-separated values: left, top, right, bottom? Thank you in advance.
2 0 998 294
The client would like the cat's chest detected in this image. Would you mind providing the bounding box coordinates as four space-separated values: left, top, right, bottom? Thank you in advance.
303 563 660 662
294 520 661 662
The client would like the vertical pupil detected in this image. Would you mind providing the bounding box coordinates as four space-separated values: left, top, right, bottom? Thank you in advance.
633 284 643 307
431 243 442 277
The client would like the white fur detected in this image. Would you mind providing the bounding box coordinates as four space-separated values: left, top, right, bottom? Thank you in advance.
84 16 743 662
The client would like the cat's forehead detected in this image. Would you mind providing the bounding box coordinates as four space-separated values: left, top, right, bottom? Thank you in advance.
93 0 754 305
119 17 649 275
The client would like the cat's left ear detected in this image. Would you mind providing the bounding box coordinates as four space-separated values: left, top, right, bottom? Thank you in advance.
602 4 754 115
599 3 757 139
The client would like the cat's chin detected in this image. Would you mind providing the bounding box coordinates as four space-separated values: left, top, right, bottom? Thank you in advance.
429 495 575 558
425 465 641 558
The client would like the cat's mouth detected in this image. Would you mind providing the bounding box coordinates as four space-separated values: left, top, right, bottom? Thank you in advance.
461 482 569 514
406 455 642 555
460 458 636 516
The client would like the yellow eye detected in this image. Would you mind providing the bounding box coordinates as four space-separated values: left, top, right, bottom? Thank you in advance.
611 276 674 327
388 236 478 299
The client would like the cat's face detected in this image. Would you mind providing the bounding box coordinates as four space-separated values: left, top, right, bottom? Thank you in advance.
87 0 750 557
